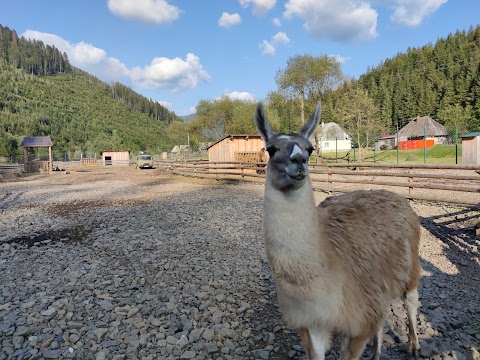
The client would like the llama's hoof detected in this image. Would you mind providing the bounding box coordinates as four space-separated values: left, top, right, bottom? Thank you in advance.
409 348 419 359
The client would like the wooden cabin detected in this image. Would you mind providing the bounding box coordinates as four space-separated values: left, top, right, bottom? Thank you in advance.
207 135 266 174
461 132 480 164
101 151 130 166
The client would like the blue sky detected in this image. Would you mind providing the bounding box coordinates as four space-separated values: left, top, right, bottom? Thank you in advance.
2 0 479 116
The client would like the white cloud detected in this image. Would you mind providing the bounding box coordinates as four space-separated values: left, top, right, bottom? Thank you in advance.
377 0 447 26
260 31 290 56
259 40 276 56
107 0 181 24
272 32 290 44
131 53 211 92
272 17 282 26
284 0 378 43
218 12 242 28
329 54 351 64
22 30 209 93
239 0 277 16
22 30 130 82
224 91 256 102
158 100 171 109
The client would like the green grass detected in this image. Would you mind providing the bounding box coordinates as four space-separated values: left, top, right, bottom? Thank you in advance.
313 145 462 165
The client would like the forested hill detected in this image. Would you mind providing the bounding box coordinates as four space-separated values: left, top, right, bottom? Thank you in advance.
0 25 71 76
111 82 179 124
357 25 480 132
0 24 181 156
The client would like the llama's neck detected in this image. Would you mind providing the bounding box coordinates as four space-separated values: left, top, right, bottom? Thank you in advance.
263 177 329 268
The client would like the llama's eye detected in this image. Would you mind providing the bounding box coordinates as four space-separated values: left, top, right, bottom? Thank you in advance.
266 146 277 157
307 146 314 155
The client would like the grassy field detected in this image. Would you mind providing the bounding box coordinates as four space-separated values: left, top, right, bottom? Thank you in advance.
315 145 462 165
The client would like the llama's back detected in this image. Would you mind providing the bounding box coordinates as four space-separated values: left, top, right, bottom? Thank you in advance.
318 189 421 330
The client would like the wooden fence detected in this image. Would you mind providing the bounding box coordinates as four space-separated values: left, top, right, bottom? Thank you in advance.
157 160 480 206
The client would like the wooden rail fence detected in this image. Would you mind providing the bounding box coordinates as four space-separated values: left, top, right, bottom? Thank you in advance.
157 160 480 206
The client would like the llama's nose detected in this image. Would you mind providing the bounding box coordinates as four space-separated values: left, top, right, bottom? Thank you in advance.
290 152 308 165
290 144 308 165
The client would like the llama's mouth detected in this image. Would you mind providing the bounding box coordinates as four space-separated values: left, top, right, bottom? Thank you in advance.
286 172 306 182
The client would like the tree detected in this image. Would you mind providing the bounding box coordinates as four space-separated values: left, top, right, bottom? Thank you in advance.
275 54 343 124
336 84 385 161
190 97 266 141
437 104 471 136
166 121 190 146
0 135 18 158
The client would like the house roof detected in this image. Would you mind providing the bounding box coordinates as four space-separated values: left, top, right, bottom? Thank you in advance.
206 134 262 150
318 122 348 140
398 116 448 138
460 132 480 138
20 136 53 148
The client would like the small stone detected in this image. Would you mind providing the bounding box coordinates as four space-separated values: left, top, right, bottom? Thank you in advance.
166 335 178 345
251 349 270 359
180 350 196 359
203 329 215 341
176 335 189 349
43 349 62 359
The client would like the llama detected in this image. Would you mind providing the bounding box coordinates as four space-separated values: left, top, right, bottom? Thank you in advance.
254 101 421 360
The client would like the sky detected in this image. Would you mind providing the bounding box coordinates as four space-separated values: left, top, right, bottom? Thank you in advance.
2 1 479 116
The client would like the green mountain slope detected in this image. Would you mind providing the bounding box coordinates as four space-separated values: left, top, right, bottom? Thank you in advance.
357 26 480 133
0 23 182 158
0 61 176 156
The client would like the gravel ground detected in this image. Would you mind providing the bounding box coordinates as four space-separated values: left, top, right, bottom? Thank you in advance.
0 166 479 360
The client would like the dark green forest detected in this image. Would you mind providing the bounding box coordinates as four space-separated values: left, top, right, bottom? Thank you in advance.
0 24 180 158
356 25 480 133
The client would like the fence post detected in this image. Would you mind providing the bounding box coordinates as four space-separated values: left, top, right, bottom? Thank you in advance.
396 121 399 164
424 125 427 164
455 126 458 164
408 167 413 194
335 137 338 163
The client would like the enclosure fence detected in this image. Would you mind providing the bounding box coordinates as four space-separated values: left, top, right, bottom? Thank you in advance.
157 160 480 206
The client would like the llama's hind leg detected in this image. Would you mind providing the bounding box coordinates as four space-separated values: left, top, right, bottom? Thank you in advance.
298 327 330 360
339 333 371 360
405 288 420 358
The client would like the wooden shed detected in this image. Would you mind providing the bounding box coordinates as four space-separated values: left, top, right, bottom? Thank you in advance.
207 135 266 173
461 132 480 164
20 136 53 173
101 151 130 166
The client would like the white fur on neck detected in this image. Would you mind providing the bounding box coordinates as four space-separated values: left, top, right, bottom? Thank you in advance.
263 177 342 329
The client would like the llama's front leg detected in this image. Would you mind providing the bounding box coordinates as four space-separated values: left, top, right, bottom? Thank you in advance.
339 333 370 360
405 288 420 358
371 323 384 360
298 327 330 360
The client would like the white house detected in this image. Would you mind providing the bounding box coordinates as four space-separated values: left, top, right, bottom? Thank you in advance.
315 122 351 153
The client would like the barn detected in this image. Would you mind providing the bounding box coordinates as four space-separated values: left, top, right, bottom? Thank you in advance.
397 116 449 149
461 132 480 164
207 135 266 173
101 151 130 166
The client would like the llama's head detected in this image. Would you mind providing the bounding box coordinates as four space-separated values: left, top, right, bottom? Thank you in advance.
254 102 321 190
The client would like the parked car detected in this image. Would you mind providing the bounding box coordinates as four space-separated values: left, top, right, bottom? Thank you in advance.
135 155 154 169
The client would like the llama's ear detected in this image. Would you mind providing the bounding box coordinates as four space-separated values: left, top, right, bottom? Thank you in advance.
299 101 321 140
254 102 275 142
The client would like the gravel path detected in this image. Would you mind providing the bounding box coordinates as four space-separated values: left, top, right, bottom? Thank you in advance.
0 167 479 360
